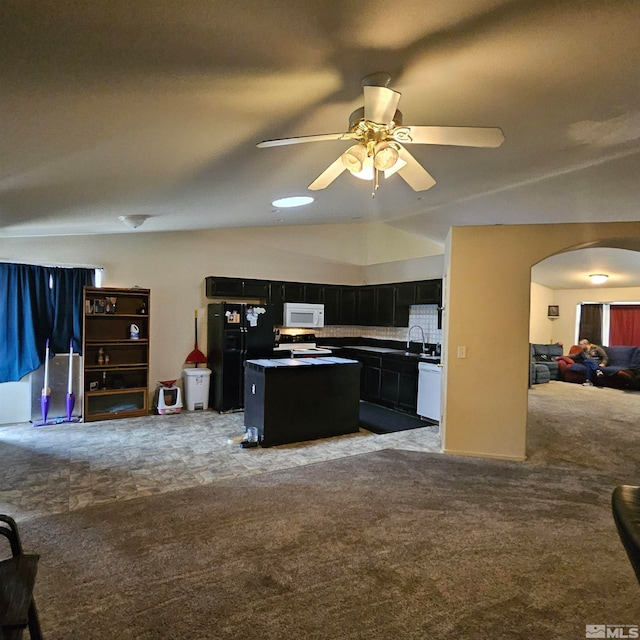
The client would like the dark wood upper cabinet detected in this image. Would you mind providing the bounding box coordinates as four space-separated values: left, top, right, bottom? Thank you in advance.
357 287 376 325
268 282 284 305
267 281 324 304
205 275 442 327
205 276 268 299
268 282 284 324
323 286 341 324
282 282 305 303
376 285 395 327
395 282 416 306
304 284 324 304
205 276 244 298
243 279 270 299
340 287 358 325
414 280 442 305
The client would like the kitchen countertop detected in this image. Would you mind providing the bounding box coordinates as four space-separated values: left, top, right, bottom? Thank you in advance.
336 344 441 364
340 345 404 354
246 356 359 369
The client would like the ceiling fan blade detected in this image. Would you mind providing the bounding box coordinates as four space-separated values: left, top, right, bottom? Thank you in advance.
363 86 401 125
257 132 355 148
308 156 347 191
396 146 436 191
394 126 505 148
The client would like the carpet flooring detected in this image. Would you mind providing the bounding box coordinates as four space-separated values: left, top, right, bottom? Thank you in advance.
5 381 640 639
20 447 640 639
526 380 640 479
359 401 431 434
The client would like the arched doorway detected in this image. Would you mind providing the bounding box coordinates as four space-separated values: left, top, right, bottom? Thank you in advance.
526 243 640 467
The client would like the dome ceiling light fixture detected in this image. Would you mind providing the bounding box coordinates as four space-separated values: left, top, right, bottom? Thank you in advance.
589 273 609 284
119 215 148 229
257 72 505 198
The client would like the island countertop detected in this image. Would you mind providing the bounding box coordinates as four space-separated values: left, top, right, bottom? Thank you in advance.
245 356 359 369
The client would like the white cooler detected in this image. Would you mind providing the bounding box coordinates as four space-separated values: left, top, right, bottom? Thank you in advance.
182 368 211 411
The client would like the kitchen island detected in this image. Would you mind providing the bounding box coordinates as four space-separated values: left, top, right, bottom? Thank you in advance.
244 356 361 447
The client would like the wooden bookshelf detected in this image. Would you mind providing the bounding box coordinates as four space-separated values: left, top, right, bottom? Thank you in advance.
82 286 150 422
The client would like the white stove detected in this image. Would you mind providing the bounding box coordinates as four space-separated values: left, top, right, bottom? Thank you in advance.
274 342 333 357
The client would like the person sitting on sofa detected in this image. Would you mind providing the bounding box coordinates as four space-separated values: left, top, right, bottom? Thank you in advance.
576 338 609 386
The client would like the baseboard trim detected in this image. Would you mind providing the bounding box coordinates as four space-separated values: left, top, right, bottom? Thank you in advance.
443 448 527 463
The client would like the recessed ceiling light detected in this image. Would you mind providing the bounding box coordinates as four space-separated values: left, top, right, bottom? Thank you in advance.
271 196 314 208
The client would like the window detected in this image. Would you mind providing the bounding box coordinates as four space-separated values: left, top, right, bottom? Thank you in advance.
577 302 640 346
0 263 96 383
609 304 640 346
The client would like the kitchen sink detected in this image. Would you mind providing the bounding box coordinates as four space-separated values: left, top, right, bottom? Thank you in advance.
343 345 405 354
403 352 441 363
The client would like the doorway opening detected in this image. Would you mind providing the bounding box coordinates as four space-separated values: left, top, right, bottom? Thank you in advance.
526 244 640 467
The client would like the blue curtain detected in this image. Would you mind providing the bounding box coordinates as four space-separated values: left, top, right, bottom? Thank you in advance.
50 267 94 354
0 263 95 383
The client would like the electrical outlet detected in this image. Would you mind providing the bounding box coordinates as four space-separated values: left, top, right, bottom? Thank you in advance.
457 346 467 358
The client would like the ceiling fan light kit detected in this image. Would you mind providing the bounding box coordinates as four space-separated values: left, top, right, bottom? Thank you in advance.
373 143 400 171
341 144 368 173
351 156 375 182
257 74 505 197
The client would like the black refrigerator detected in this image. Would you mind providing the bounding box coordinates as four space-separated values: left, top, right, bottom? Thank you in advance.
207 302 276 412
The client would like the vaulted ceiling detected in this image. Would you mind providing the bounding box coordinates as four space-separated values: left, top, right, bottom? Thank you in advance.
2 1 639 285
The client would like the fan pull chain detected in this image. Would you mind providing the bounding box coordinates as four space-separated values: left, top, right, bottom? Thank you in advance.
372 168 380 198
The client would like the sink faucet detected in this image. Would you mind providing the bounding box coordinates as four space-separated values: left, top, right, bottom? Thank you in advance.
406 325 426 354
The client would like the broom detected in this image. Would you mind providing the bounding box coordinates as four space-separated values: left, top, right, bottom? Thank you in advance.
186 310 208 365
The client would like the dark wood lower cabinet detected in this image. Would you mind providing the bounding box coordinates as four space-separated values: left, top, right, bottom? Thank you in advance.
380 370 399 406
343 350 419 415
244 358 361 447
379 370 417 413
397 371 419 413
365 364 382 400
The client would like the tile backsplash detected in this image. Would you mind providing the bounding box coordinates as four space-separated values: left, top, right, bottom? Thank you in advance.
315 305 442 344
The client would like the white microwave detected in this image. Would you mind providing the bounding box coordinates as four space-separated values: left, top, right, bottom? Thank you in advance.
283 302 325 328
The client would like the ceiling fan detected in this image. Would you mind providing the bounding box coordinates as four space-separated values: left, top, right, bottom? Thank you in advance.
257 73 505 197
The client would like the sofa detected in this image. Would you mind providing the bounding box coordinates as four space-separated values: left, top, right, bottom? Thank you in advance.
556 345 640 389
530 343 564 385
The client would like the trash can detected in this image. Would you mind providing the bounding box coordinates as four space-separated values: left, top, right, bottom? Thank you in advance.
182 368 211 411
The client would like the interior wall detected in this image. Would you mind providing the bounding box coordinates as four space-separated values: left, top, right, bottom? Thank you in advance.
364 225 443 265
443 221 640 461
529 282 556 345
363 254 444 284
0 223 442 419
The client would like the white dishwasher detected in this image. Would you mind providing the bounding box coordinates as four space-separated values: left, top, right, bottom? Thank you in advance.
417 361 442 422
